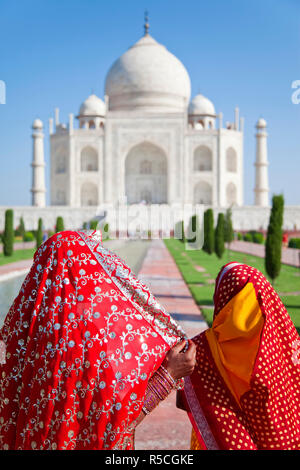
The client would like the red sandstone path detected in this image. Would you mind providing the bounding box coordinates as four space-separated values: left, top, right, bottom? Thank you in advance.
230 240 300 267
0 259 33 281
135 239 208 451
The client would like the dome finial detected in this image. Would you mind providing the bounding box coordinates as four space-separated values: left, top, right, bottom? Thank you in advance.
144 9 149 36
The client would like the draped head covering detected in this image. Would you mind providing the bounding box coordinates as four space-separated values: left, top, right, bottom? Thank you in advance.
0 230 185 450
184 262 300 450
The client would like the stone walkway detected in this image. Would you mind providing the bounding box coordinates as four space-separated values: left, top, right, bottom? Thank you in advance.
0 259 33 282
230 240 300 268
135 239 208 450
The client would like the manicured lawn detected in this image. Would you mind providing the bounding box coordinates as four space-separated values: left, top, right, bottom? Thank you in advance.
164 238 300 332
0 248 36 266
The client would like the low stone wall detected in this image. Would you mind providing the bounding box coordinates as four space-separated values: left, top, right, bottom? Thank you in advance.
0 204 299 232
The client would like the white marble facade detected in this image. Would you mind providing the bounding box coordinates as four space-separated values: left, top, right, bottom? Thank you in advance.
20 27 300 233
48 31 244 210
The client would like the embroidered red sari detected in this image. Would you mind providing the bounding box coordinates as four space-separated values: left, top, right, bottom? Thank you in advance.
0 230 185 450
183 262 300 450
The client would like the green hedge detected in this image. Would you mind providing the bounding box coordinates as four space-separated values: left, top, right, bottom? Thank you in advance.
243 233 253 242
288 238 300 249
243 231 264 244
23 231 35 242
253 232 264 244
55 216 64 233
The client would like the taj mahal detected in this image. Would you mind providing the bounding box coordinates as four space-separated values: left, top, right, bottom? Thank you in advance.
2 20 300 233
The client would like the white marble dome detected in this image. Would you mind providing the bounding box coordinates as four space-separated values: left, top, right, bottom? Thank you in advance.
79 94 105 117
188 94 216 116
105 34 191 112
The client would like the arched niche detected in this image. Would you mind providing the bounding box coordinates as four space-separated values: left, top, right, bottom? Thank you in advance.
125 142 168 204
226 147 237 172
194 146 212 172
194 181 212 205
80 146 98 172
226 182 237 206
80 182 98 206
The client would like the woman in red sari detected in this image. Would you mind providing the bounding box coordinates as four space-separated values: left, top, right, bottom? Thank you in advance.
0 230 195 450
180 262 300 450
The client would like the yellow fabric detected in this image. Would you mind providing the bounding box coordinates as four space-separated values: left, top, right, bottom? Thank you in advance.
190 428 204 450
205 282 264 405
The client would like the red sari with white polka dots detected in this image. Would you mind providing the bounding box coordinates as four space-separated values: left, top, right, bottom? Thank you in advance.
184 263 300 450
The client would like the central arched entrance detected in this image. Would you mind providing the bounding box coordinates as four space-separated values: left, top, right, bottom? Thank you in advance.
125 142 168 204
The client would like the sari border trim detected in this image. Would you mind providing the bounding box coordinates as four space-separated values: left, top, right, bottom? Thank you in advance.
184 375 220 450
76 230 186 349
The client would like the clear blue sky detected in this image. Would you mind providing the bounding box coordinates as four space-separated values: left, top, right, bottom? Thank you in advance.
0 0 299 206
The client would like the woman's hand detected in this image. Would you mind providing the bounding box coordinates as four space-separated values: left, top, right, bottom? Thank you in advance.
163 339 196 381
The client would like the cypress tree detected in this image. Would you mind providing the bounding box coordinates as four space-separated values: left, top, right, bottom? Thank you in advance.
203 209 214 254
55 216 64 233
36 218 43 248
90 220 98 230
180 220 185 243
224 208 234 246
20 217 26 240
215 212 225 259
102 223 110 240
3 209 14 256
187 214 200 246
174 220 185 243
265 194 284 284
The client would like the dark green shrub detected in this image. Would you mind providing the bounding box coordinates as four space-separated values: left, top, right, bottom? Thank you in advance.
3 209 14 256
102 223 110 240
90 220 98 230
187 214 202 247
203 209 214 254
23 231 35 242
174 220 185 243
237 232 243 240
15 217 25 238
215 213 225 259
253 232 264 244
288 238 300 249
243 233 253 242
55 216 64 233
36 218 43 248
20 217 25 240
265 194 284 284
224 209 234 245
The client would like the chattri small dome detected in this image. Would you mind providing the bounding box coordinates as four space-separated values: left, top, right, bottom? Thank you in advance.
188 94 216 116
256 117 267 128
105 33 191 112
32 118 43 129
79 94 106 117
